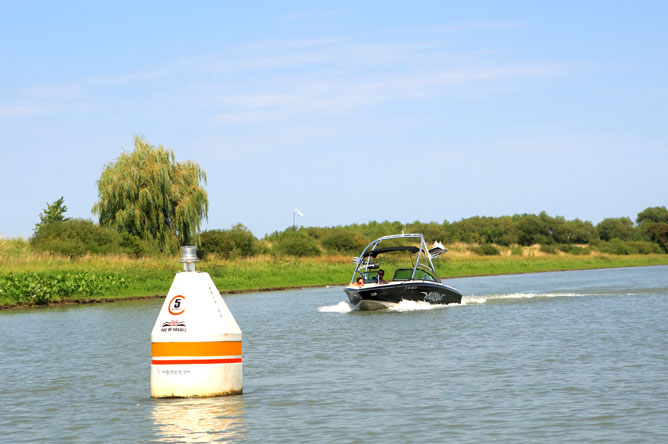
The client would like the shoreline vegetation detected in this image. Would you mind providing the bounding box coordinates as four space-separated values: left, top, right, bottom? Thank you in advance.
2 242 668 310
4 203 668 309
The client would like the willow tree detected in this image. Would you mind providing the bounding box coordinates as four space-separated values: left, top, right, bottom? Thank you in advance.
92 136 208 253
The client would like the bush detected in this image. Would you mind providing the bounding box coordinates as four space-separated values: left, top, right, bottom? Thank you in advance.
596 239 661 255
274 231 322 257
320 228 367 253
626 241 663 254
558 245 591 255
31 219 135 257
510 246 524 256
597 239 632 255
469 244 500 255
540 244 559 254
200 224 259 259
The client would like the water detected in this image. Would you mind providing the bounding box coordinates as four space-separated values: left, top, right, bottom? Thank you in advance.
2 266 668 443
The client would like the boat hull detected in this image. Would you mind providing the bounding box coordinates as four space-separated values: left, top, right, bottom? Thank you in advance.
344 281 462 307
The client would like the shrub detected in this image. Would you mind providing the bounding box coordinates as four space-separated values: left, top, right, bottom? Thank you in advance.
540 244 559 255
200 224 259 259
274 231 322 257
557 245 591 255
597 239 632 255
31 219 134 257
626 241 663 254
595 239 660 255
321 228 367 253
304 226 327 240
469 244 500 255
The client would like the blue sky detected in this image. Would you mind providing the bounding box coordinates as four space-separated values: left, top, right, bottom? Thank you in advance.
1 1 667 238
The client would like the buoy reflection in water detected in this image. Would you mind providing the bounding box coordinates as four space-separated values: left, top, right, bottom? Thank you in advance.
151 397 246 442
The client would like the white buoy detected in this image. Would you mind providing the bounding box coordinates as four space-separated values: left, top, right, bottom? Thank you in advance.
150 246 242 398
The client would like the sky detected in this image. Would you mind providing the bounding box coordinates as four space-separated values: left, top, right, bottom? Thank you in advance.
1 1 667 238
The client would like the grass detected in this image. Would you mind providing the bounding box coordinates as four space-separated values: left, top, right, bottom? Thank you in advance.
2 238 668 308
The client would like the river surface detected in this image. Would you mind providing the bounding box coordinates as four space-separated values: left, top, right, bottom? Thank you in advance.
2 266 668 443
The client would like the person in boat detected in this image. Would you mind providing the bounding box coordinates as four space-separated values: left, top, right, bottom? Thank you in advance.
376 269 388 284
352 276 365 287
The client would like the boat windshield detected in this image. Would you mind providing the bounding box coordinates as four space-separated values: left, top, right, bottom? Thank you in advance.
350 233 443 284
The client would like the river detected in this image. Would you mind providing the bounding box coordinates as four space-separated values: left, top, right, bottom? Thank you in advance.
2 266 667 443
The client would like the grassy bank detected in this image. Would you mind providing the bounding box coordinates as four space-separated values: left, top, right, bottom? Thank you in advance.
2 243 668 308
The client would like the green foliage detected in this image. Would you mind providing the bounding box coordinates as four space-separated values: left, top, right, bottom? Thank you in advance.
0 272 128 305
597 239 663 255
320 228 367 253
555 218 598 244
597 217 635 241
0 237 31 260
539 244 559 254
636 206 668 224
453 216 518 245
469 244 501 255
643 222 668 253
303 226 328 240
31 219 142 257
403 221 447 243
514 212 555 245
354 220 405 241
34 197 68 234
200 224 260 259
273 231 322 256
558 245 591 255
92 136 208 254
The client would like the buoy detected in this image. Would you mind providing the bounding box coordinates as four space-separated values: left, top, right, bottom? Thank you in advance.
150 246 242 398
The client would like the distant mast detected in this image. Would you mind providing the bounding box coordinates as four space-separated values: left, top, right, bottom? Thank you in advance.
293 206 303 228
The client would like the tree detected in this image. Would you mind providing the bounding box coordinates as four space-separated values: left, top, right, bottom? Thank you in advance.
321 227 367 253
645 223 668 252
31 218 131 256
92 136 208 253
34 197 68 234
596 217 635 241
515 212 554 245
558 218 598 244
200 224 260 259
636 206 668 224
273 230 322 256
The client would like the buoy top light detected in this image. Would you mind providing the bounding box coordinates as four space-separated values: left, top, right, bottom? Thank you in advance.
180 245 199 272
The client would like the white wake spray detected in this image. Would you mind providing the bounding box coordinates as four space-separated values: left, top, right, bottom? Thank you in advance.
318 299 453 313
462 292 601 305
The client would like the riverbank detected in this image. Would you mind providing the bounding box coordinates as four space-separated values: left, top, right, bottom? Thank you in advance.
2 250 668 309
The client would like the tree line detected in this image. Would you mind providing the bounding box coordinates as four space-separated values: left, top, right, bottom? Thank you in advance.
28 136 668 258
197 207 668 258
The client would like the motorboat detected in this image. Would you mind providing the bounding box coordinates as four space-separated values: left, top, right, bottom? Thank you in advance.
344 233 462 310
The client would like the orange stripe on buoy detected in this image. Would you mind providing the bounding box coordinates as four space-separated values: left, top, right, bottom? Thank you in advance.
151 358 242 365
152 341 242 357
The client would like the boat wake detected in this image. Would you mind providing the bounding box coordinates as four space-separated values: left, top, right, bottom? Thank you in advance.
318 301 355 313
318 299 451 313
463 292 603 305
321 289 653 312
